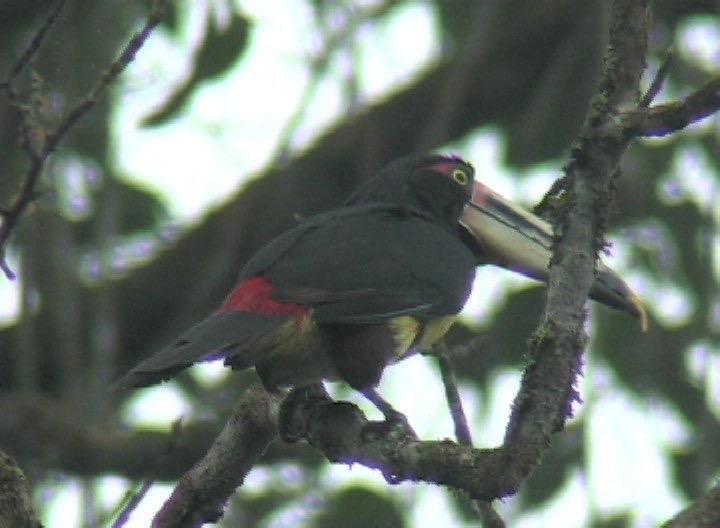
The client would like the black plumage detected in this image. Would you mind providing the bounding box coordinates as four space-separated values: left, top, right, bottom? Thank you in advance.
113 154 477 392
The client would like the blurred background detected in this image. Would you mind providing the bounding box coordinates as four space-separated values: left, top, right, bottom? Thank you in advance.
0 0 718 526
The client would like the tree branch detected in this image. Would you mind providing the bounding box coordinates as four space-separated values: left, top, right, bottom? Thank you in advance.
639 47 673 108
111 419 184 528
628 75 720 137
502 0 650 477
5 1 720 524
0 393 312 481
278 385 515 499
0 0 66 89
662 482 720 528
0 0 169 280
432 343 505 527
0 450 42 528
150 385 281 528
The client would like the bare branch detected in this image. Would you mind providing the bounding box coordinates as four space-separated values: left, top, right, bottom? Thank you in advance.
0 450 42 528
504 0 650 477
662 482 720 528
0 0 169 280
640 47 674 108
629 75 720 137
431 342 473 444
0 0 66 88
151 385 281 528
3 1 719 524
111 419 184 528
278 385 516 499
432 342 505 528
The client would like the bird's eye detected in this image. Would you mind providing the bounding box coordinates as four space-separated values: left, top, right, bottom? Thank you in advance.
452 168 469 185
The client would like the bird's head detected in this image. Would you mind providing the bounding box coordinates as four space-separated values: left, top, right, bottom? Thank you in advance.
347 154 475 227
349 153 645 325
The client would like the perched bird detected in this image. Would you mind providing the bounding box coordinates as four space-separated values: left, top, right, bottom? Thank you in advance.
112 154 644 413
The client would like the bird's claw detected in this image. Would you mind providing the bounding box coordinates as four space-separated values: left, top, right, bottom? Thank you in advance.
361 407 417 443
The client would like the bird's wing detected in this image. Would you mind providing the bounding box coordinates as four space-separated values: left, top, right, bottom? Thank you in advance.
112 206 476 390
244 205 476 324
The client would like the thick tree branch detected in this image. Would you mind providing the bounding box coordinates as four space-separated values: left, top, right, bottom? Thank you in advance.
662 482 720 528
502 0 650 474
151 385 281 528
0 450 42 528
5 1 720 525
278 385 515 499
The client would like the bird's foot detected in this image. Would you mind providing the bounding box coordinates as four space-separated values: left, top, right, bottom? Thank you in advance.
360 388 417 442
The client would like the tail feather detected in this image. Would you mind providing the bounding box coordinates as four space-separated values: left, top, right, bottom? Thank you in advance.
111 312 291 390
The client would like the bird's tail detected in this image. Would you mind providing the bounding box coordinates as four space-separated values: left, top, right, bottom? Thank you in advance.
110 311 292 391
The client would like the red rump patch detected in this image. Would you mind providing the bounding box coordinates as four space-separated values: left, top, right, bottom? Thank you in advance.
217 277 309 317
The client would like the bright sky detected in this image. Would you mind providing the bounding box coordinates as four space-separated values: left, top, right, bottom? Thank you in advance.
7 1 719 526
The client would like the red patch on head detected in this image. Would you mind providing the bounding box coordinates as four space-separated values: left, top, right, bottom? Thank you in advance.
217 277 309 318
426 154 468 177
427 160 459 176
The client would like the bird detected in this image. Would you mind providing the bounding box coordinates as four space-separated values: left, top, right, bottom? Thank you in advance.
112 154 645 416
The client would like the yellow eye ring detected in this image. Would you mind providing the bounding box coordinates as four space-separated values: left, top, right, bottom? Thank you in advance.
452 169 469 185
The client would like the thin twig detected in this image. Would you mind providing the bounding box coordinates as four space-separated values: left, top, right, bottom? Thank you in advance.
640 47 673 108
433 341 473 444
0 0 170 280
433 341 505 528
111 419 183 528
0 0 66 88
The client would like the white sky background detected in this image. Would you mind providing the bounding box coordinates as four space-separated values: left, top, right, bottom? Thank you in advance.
6 1 718 526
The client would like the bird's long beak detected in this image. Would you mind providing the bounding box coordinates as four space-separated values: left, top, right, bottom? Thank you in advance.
460 181 647 330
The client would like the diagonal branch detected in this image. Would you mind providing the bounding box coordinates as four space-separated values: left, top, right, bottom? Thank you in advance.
111 419 184 528
0 0 66 88
432 342 505 527
6 1 720 524
627 75 720 137
502 0 651 474
639 47 673 108
150 385 282 528
662 482 720 528
0 0 170 280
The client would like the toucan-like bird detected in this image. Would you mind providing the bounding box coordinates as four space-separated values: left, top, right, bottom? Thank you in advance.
113 154 644 412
